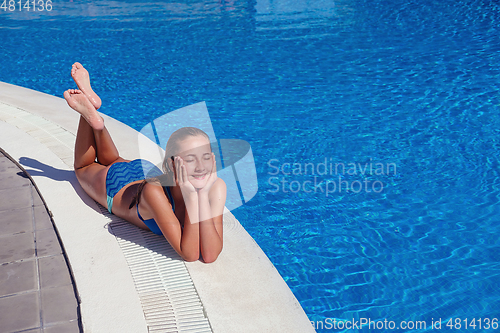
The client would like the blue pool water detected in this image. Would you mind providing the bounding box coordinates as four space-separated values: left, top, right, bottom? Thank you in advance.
2 0 500 330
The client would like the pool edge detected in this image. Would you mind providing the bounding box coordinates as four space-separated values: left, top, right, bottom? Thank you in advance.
0 81 315 333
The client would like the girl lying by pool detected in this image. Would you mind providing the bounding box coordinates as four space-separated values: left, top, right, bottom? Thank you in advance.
63 62 225 263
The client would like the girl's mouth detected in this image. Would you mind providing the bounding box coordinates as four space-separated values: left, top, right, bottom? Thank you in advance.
192 173 207 180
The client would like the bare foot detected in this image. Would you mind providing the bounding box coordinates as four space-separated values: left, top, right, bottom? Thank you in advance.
71 62 102 110
64 89 104 130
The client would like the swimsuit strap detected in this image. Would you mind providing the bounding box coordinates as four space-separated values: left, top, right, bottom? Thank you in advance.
165 186 175 212
137 203 163 236
136 203 145 221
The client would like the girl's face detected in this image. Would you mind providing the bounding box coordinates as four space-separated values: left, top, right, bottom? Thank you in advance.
176 135 213 189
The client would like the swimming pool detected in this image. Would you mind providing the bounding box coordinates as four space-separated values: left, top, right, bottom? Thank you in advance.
2 0 500 330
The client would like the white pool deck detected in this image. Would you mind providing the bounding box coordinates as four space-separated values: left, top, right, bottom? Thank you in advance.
0 81 315 333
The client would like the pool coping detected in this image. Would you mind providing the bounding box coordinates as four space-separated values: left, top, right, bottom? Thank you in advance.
0 81 315 333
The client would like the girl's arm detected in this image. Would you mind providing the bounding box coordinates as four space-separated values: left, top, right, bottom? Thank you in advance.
142 183 200 261
198 178 226 263
143 155 226 263
197 154 226 262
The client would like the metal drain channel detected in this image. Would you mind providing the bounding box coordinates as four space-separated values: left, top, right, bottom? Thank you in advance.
101 206 213 333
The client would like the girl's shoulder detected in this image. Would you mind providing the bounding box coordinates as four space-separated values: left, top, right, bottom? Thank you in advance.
142 181 168 203
213 177 227 191
209 178 227 200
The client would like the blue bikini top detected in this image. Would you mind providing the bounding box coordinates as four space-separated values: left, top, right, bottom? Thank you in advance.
136 186 176 235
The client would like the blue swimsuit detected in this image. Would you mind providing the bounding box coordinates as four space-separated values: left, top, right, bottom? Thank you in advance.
105 159 174 235
136 186 175 235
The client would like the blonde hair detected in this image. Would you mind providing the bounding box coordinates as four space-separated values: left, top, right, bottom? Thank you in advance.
129 127 211 209
162 127 211 176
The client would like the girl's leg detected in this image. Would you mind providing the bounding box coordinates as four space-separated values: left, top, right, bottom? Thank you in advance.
71 62 102 110
93 126 121 166
66 89 122 168
69 62 121 166
74 115 97 170
67 89 122 206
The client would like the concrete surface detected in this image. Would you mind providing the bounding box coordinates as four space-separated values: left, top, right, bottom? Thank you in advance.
0 81 315 333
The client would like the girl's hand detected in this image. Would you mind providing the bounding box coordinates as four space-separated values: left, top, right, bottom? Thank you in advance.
198 153 218 195
174 156 197 197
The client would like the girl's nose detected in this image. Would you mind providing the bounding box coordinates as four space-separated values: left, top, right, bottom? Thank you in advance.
195 159 205 171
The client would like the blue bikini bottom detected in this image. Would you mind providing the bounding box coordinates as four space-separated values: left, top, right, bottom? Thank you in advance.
105 159 168 235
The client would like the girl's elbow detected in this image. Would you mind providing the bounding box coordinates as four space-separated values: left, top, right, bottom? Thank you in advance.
202 247 222 263
202 254 219 263
181 250 200 262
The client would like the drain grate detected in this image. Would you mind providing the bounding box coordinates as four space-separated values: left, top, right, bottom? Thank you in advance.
101 206 213 333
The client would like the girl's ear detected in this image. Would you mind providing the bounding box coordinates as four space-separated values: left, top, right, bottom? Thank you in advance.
167 156 175 173
163 156 173 173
